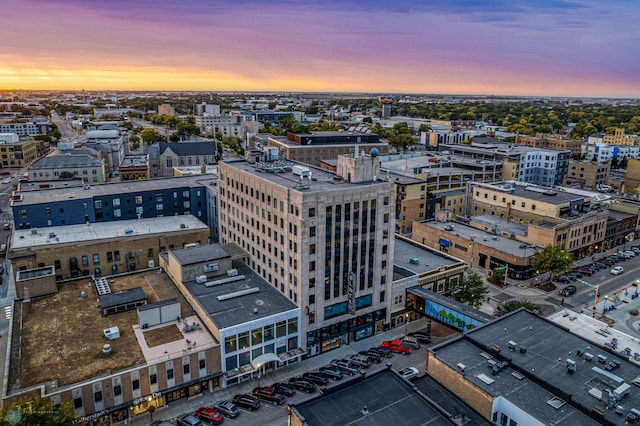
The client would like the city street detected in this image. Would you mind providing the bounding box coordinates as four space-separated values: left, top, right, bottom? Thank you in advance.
133 318 451 426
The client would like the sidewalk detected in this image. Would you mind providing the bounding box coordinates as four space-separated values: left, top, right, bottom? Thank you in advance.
132 318 431 425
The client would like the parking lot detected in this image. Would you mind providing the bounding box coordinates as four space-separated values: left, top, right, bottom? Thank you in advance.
137 318 456 425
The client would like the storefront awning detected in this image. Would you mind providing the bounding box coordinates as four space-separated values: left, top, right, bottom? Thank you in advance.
438 238 450 247
277 347 306 362
251 352 281 369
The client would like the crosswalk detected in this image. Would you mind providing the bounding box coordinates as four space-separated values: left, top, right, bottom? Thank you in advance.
4 306 11 320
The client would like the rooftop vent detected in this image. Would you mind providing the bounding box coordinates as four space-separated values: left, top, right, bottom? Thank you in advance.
102 344 111 355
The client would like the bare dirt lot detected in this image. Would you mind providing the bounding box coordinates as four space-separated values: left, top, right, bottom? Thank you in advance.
18 272 195 388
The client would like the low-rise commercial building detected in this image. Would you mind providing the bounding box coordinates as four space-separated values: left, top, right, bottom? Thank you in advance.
160 243 303 388
8 215 209 282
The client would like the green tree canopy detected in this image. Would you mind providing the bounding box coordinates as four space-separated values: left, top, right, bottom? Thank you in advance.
532 246 573 278
140 128 162 145
493 299 542 317
450 271 488 308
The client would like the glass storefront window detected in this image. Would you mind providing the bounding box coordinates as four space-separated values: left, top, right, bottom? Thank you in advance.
252 347 263 360
251 327 263 345
238 332 250 350
224 335 236 353
264 324 274 342
225 356 237 371
276 321 287 338
264 343 275 354
238 351 251 367
288 318 298 334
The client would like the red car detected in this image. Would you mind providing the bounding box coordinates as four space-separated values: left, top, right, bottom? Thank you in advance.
382 339 411 354
194 406 224 425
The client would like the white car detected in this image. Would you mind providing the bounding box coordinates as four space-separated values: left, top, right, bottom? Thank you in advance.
624 251 636 257
399 367 419 380
610 266 624 275
2 179 10 184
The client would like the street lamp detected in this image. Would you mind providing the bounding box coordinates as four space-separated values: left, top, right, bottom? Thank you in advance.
603 295 609 314
405 313 409 336
257 363 262 388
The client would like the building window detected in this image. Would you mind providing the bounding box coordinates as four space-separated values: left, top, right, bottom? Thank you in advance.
114 209 121 217
199 359 205 369
93 254 100 264
94 200 102 209
82 256 89 267
132 379 139 390
309 208 315 217
54 260 61 270
113 198 120 207
135 195 143 204
94 391 102 403
156 204 163 211
113 385 122 396
183 364 190 375
114 250 121 261
73 397 83 409
167 369 174 380
150 374 157 385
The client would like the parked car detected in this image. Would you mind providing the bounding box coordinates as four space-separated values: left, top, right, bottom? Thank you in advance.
407 332 431 344
382 340 411 354
556 276 571 283
399 367 419 380
231 394 260 411
303 372 329 385
318 366 344 379
213 400 240 418
194 407 224 425
288 377 316 393
369 346 393 358
329 359 360 375
252 386 286 405
177 414 203 426
271 382 296 397
601 260 613 266
611 266 624 275
575 268 593 276
560 285 577 297
359 350 382 363
567 271 582 279
345 354 370 368
401 336 420 349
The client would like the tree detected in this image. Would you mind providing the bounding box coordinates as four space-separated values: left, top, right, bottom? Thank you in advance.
0 394 76 425
493 299 542 317
140 128 161 145
532 245 573 278
362 116 373 124
450 271 488 308
418 124 432 132
305 104 319 115
129 134 141 151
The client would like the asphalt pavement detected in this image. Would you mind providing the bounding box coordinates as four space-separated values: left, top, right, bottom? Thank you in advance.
133 318 443 426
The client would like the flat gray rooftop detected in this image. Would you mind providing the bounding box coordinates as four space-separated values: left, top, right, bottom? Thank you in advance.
183 261 298 329
222 159 390 193
14 175 215 205
423 220 529 254
393 237 464 275
436 309 640 426
292 368 455 426
474 182 594 205
12 215 208 249
169 244 231 266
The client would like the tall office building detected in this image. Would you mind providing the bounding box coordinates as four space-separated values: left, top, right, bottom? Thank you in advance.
218 149 395 356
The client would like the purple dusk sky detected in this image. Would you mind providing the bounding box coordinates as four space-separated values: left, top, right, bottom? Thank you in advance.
1 0 638 97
